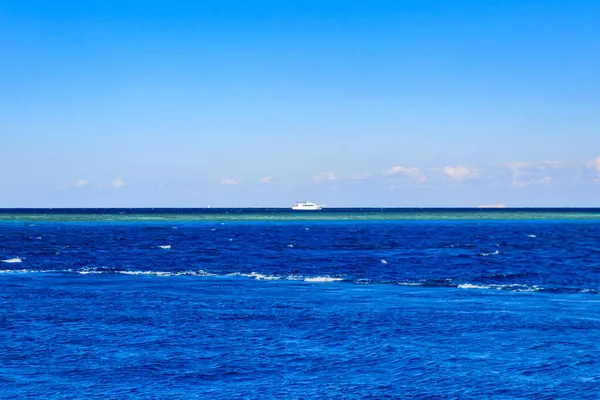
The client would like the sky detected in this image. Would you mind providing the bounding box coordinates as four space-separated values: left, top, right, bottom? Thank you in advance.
1 0 599 207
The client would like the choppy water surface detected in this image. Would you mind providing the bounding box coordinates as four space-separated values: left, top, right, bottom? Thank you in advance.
1 209 599 398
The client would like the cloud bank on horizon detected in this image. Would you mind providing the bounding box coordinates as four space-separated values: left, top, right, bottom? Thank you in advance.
6 156 600 208
69 155 600 188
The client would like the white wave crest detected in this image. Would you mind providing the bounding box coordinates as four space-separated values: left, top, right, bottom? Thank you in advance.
78 268 216 277
1 257 22 263
227 272 281 280
458 283 490 289
158 245 171 249
78 268 102 275
0 268 58 274
381 258 388 264
249 272 281 280
304 276 344 283
459 283 541 292
398 282 423 286
480 250 499 256
526 234 537 238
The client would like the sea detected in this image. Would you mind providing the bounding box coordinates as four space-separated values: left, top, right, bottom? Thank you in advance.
1 208 599 399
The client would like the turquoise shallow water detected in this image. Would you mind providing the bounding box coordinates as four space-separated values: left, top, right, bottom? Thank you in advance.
1 208 600 222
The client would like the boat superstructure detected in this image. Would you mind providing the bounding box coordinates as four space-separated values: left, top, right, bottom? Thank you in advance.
291 201 324 211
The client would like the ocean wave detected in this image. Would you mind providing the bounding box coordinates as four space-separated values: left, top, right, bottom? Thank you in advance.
0 267 595 294
0 268 57 274
458 283 541 292
304 276 344 283
458 283 490 289
78 268 216 277
1 257 22 263
226 272 281 280
480 250 500 256
158 245 171 249
226 272 343 282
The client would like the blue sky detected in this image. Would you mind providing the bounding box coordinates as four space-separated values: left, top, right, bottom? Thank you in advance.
1 0 599 207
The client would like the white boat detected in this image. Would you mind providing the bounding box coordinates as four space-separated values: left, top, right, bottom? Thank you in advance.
291 201 324 211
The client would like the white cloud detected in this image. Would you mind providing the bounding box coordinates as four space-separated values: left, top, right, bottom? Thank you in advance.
384 165 417 175
221 178 240 186
258 176 273 184
442 166 478 181
313 172 338 183
383 165 426 183
74 179 89 187
507 161 560 187
587 156 600 182
589 156 600 171
109 178 127 188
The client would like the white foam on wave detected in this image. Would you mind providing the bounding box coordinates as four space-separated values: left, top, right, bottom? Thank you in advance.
119 270 174 276
0 268 60 274
1 257 22 263
230 273 315 282
0 267 554 293
158 245 171 249
526 234 537 238
120 270 216 277
227 272 281 280
458 283 541 292
480 250 499 256
458 283 490 289
72 268 344 283
78 268 216 277
304 276 344 283
287 244 294 248
249 272 281 280
78 268 101 275
228 271 342 282
381 258 388 264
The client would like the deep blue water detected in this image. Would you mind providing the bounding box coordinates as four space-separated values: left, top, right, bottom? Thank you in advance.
1 217 599 398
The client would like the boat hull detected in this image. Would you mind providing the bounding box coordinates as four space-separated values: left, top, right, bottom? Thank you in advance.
291 205 323 211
